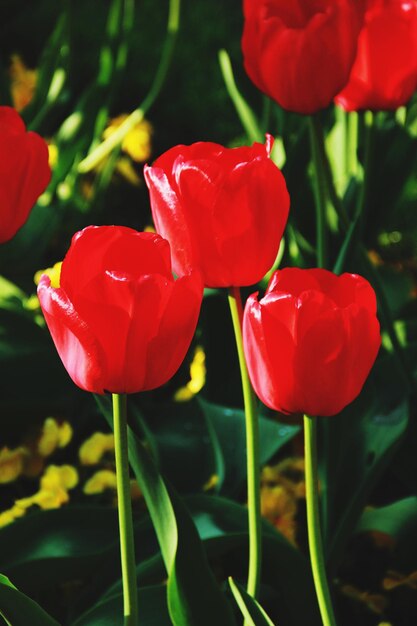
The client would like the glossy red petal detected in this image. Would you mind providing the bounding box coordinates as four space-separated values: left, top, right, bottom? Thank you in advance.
214 156 289 286
140 271 203 391
61 226 172 298
37 275 106 394
336 0 417 111
242 0 363 114
244 293 297 413
0 109 51 243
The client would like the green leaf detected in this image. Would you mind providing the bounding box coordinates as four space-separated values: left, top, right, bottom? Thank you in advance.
318 355 409 572
185 495 321 626
0 309 74 429
0 507 119 592
72 585 171 626
356 497 417 570
228 578 275 626
0 576 59 626
200 399 299 497
97 396 236 626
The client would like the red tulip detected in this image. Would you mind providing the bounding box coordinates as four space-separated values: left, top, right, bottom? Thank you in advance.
144 136 289 288
336 0 417 111
243 268 380 417
241 0 364 115
38 226 203 394
0 106 51 243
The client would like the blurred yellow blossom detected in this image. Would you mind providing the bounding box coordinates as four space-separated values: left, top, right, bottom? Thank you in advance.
260 457 305 545
34 262 62 289
9 55 37 111
0 447 27 484
174 345 206 402
79 432 115 465
84 469 117 495
103 115 153 162
0 503 27 528
203 474 219 492
341 584 387 615
383 569 417 591
38 417 73 457
115 157 141 186
16 465 78 512
48 143 59 169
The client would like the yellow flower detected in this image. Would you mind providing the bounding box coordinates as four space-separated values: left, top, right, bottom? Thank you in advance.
260 484 297 545
0 447 27 484
79 432 115 465
37 417 73 457
34 262 62 289
9 55 37 112
83 469 117 495
15 465 78 512
48 143 59 169
174 345 206 402
0 504 27 528
203 474 219 492
40 464 78 491
103 115 153 162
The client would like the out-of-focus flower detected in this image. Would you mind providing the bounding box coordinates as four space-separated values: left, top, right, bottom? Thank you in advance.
37 417 73 457
0 447 27 484
174 345 206 401
260 458 305 545
79 433 115 466
0 504 26 528
0 106 51 243
103 115 153 162
9 55 37 112
243 268 381 417
340 584 387 614
336 0 417 111
242 0 364 114
83 469 117 494
383 570 417 591
13 464 78 514
34 262 62 289
145 135 289 288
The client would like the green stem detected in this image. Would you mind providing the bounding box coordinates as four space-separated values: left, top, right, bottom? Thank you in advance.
347 111 359 180
304 415 337 626
78 0 181 172
228 287 262 603
112 393 138 626
308 117 328 269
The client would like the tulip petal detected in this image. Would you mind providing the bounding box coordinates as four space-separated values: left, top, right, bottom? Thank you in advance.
37 276 107 394
244 293 297 413
61 226 172 298
140 271 203 391
214 156 289 286
0 109 50 243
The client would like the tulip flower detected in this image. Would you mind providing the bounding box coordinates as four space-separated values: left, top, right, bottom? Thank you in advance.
0 106 51 243
38 225 203 395
144 135 289 288
335 0 417 111
243 268 381 417
241 0 364 115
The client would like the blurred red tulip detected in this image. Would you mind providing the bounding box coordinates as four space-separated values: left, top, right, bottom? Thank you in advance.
336 0 417 111
144 135 289 288
38 226 203 394
243 268 380 417
241 0 364 114
0 107 50 243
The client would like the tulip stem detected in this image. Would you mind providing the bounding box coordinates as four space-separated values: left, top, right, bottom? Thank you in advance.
308 116 328 269
304 414 337 626
112 393 138 626
228 287 262 605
